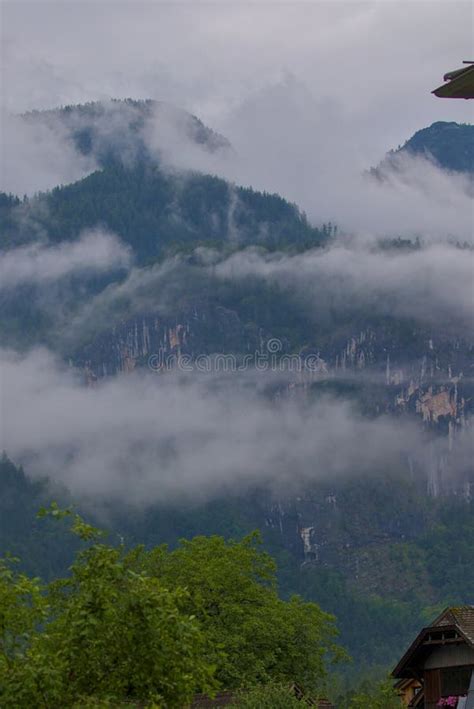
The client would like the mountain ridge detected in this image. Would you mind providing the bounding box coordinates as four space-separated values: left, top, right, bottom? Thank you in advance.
373 120 474 177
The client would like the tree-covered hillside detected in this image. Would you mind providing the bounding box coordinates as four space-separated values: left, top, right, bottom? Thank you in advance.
1 163 326 261
1 455 473 688
1 498 345 707
396 121 474 174
1 103 473 700
376 121 474 175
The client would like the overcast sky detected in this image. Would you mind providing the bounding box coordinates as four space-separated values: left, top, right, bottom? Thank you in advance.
1 1 473 161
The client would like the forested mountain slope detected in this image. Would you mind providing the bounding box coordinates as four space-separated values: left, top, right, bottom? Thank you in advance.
1 103 472 685
4 163 324 259
395 121 474 174
1 454 474 680
373 120 474 176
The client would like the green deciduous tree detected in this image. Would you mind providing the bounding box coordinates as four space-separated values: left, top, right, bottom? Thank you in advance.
146 532 344 693
0 557 50 704
0 507 215 708
229 682 308 708
347 678 403 709
0 507 342 707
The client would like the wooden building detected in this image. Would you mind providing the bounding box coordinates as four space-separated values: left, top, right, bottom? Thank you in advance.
394 677 423 707
393 606 474 708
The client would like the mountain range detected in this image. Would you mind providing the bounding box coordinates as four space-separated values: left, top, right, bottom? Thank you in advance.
1 101 473 681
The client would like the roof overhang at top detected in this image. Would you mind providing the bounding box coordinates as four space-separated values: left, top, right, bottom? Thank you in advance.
433 62 474 98
393 623 474 679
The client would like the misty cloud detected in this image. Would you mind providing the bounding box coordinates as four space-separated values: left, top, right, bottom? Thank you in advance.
0 1 472 511
63 256 198 348
1 110 97 195
147 76 473 242
2 98 229 196
2 3 472 240
0 347 436 506
213 241 474 334
3 2 472 137
0 230 131 290
68 238 474 348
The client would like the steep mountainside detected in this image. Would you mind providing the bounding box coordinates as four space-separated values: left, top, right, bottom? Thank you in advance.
1 104 473 681
1 108 472 506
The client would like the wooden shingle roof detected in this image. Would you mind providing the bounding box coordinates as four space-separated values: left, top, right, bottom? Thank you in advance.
393 606 474 679
432 606 474 646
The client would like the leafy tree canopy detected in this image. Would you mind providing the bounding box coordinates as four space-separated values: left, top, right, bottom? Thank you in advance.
0 504 341 707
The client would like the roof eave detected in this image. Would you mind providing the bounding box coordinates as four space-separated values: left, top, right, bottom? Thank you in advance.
432 65 474 99
392 624 474 679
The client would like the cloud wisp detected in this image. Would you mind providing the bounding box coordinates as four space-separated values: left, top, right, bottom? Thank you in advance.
148 76 473 243
0 346 440 506
1 110 98 196
0 230 131 290
1 98 229 197
213 241 474 334
62 237 474 350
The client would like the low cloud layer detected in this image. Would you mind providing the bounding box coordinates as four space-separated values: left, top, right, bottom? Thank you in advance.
214 241 474 334
0 347 440 506
0 1 472 511
0 230 131 290
64 256 196 348
60 238 474 350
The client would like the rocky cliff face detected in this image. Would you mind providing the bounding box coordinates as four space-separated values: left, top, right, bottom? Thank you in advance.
70 302 474 602
74 303 473 508
75 303 261 381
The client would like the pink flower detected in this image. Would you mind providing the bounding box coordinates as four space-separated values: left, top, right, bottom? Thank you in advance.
437 697 465 708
